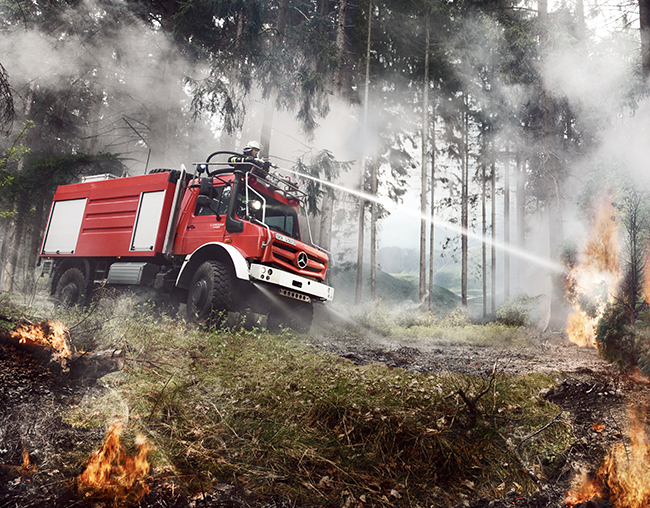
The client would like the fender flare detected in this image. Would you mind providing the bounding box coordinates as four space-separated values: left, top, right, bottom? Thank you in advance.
176 242 250 289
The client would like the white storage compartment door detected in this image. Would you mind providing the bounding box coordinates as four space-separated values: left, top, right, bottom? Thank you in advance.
130 190 166 251
41 198 87 255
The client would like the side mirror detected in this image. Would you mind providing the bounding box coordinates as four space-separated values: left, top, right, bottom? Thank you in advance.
199 177 212 196
196 195 210 207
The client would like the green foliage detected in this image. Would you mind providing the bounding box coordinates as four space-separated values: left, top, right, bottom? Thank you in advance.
595 300 637 371
496 294 545 327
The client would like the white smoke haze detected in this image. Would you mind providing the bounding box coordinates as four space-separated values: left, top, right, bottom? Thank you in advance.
0 0 213 171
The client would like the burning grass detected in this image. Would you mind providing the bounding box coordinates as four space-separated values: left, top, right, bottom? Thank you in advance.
52 298 574 507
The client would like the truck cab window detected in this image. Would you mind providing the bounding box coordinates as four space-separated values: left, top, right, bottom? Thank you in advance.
263 204 300 240
196 185 229 216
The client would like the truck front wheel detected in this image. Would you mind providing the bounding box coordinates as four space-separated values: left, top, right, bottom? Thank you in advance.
186 261 234 323
54 267 87 307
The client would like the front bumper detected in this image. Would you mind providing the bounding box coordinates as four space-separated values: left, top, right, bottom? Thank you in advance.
249 263 334 302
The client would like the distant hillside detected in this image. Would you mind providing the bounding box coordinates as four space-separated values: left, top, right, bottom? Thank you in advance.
329 262 461 315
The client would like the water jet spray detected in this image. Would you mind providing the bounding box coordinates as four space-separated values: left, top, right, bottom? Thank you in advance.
276 166 564 273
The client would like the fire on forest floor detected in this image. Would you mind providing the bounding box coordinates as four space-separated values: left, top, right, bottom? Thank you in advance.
565 406 650 508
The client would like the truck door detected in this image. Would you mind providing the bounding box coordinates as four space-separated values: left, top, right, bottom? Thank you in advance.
181 184 228 253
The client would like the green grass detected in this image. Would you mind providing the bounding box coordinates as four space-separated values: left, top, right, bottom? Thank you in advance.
3 295 572 507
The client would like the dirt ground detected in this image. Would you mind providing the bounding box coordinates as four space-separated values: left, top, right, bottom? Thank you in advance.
1 306 648 508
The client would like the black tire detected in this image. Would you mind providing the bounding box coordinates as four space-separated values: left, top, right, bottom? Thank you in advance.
54 267 87 307
268 300 314 333
186 260 234 323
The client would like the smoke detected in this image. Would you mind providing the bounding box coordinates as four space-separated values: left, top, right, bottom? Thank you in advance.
0 0 214 172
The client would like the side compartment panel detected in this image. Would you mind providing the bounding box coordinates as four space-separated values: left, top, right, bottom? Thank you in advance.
131 191 166 251
41 198 87 255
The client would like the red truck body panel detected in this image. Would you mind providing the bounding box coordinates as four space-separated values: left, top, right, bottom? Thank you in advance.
41 172 178 258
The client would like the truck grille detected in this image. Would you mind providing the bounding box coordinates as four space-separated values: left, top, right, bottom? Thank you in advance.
270 241 327 280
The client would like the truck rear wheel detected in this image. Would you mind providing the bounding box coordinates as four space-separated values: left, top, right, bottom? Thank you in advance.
54 267 87 307
186 261 234 324
267 300 313 333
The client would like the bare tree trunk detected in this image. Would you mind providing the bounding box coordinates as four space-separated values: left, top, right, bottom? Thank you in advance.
461 104 469 308
27 183 49 271
355 200 365 304
319 192 334 252
491 159 496 315
641 0 650 78
540 0 566 328
516 151 526 290
482 156 487 318
260 98 275 158
428 106 436 311
5 205 26 292
355 0 372 304
370 161 377 300
504 139 511 300
419 21 430 310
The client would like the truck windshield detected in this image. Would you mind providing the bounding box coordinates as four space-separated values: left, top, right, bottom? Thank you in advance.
262 203 300 240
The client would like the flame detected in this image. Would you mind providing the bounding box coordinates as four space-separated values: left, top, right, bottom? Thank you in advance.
77 421 153 504
566 407 650 508
18 446 37 476
565 310 596 348
565 196 620 348
565 472 606 506
10 320 73 372
599 407 650 508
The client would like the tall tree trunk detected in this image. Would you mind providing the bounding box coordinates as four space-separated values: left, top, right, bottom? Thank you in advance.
481 155 487 318
540 0 565 328
319 192 334 252
504 139 511 300
428 106 436 311
27 183 49 271
516 151 526 291
355 200 365 304
370 159 377 300
491 159 496 315
260 98 275 157
5 204 27 292
641 0 650 78
355 0 372 304
461 103 469 308
419 21 430 310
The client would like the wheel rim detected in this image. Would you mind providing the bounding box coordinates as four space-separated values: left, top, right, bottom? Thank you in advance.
189 278 209 314
60 283 79 306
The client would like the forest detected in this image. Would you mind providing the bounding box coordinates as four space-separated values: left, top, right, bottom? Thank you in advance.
1 0 650 331
4 2 650 506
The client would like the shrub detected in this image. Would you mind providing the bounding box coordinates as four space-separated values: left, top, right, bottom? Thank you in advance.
496 295 544 327
439 307 470 327
595 301 637 371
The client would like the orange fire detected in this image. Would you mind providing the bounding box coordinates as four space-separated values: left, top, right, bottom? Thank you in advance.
10 320 73 372
565 309 596 348
566 407 650 508
566 196 620 348
77 421 153 504
565 471 607 507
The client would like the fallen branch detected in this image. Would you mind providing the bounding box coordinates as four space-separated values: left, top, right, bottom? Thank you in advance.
511 411 568 488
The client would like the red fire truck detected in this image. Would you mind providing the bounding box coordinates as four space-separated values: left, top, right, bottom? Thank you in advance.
39 151 334 332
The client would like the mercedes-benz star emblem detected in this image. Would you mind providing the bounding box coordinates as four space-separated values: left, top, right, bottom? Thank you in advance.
297 252 308 269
